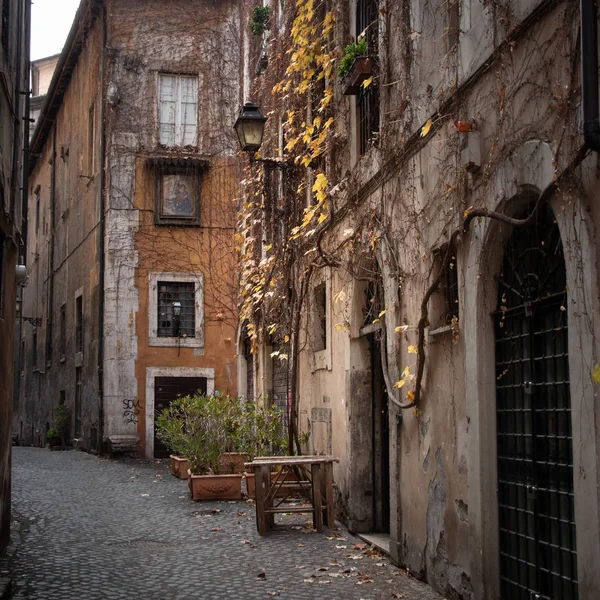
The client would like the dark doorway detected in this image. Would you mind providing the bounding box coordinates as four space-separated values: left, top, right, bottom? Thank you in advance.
154 376 207 458
370 333 390 533
495 203 577 599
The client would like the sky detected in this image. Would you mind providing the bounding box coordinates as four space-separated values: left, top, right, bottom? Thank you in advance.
31 0 81 61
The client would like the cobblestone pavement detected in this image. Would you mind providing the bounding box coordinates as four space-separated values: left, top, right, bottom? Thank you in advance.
7 447 444 600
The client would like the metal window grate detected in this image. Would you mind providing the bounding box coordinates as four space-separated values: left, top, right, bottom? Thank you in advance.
356 0 379 155
495 203 577 600
157 281 195 337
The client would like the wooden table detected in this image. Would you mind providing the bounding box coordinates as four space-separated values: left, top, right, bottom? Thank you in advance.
245 455 339 535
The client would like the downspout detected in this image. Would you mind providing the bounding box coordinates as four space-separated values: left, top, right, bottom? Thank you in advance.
97 1 107 453
10 0 24 217
581 0 600 151
21 0 31 257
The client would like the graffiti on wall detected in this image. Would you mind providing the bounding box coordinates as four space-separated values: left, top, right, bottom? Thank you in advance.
123 398 141 425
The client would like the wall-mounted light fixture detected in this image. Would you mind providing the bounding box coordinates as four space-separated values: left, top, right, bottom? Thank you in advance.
234 102 287 169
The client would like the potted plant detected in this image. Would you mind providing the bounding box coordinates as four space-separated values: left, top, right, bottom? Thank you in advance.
250 5 270 36
46 427 62 450
155 393 244 500
47 403 71 450
155 406 190 479
240 402 289 498
338 38 373 95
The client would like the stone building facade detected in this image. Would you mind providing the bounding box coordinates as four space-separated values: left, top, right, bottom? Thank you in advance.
239 1 600 599
17 0 242 458
0 0 30 550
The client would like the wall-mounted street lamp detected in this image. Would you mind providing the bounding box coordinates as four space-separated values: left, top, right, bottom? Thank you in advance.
234 102 287 169
234 102 267 153
172 301 181 337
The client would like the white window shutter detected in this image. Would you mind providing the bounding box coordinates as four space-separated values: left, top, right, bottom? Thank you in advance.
180 77 198 146
159 75 177 146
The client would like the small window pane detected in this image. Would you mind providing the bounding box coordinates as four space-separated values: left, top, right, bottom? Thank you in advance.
157 281 195 337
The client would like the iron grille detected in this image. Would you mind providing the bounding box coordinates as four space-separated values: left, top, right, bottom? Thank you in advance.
356 0 379 155
495 203 577 600
157 281 195 337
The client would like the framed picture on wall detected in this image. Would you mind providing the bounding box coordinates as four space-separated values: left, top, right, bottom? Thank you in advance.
155 170 201 225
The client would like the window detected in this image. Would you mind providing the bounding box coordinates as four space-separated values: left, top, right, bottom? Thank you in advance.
60 304 66 360
148 273 204 348
45 319 52 367
314 282 327 352
34 186 40 234
157 281 195 337
0 234 4 318
356 0 379 155
1 0 9 57
158 74 198 147
88 104 95 175
32 330 38 370
75 295 83 353
75 368 82 438
430 245 459 331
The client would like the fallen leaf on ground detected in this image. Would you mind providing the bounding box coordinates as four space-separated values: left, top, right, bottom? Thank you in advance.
256 572 266 581
210 527 222 532
316 566 329 571
352 543 367 550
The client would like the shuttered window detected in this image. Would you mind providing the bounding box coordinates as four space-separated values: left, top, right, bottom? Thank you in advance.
158 74 198 147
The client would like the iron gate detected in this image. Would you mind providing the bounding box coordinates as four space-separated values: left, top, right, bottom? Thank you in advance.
495 203 577 599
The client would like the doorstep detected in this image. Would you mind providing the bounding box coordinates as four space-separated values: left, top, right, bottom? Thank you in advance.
357 532 391 556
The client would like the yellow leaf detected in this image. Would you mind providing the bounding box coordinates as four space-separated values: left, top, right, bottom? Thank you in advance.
408 345 418 355
394 379 406 389
395 325 408 333
421 119 433 137
318 212 328 224
362 76 373 89
593 364 600 384
335 323 344 331
378 309 387 318
402 365 411 378
407 390 415 401
284 335 290 343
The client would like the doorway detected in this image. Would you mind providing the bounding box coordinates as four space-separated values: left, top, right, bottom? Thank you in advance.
370 333 390 534
494 203 577 599
153 376 207 458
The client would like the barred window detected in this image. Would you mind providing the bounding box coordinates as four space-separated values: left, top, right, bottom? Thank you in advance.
157 281 195 337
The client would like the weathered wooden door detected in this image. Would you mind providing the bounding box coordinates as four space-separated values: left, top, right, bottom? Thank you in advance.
154 376 207 458
495 204 577 599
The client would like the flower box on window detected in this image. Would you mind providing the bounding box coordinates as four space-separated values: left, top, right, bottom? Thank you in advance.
341 57 373 96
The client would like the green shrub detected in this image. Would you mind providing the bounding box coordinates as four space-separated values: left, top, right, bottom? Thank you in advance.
54 403 70 441
338 38 368 78
250 6 270 36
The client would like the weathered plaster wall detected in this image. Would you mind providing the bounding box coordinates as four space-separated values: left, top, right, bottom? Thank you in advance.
104 0 242 453
18 12 104 452
245 1 597 599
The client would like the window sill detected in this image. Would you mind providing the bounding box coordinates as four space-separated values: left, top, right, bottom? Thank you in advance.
429 325 452 337
148 336 203 349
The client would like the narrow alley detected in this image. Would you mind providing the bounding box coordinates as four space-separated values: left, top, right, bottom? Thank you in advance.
3 448 444 600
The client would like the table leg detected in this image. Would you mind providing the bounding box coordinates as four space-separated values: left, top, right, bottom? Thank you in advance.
255 465 270 535
311 463 323 532
323 462 334 528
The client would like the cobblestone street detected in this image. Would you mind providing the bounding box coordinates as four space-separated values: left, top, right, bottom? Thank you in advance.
3 447 445 600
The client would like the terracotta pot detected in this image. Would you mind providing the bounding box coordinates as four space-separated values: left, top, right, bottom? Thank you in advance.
341 56 373 95
220 452 250 474
244 470 300 499
187 470 243 501
170 455 190 479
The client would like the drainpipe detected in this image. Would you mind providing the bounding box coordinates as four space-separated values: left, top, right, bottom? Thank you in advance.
581 0 600 151
97 2 107 453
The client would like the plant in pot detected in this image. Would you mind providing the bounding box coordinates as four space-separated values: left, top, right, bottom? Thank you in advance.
240 401 289 498
155 399 190 479
156 393 243 500
250 5 270 36
47 403 70 450
338 38 374 95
